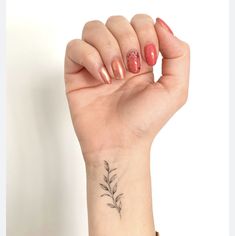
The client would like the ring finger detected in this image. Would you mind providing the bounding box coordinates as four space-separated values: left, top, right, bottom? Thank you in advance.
131 14 159 66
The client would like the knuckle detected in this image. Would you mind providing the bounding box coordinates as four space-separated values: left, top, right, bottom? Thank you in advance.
131 14 153 23
83 20 103 32
106 15 126 25
66 39 80 53
82 20 104 39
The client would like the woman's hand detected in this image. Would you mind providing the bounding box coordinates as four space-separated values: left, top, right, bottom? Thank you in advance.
64 15 190 236
64 15 190 163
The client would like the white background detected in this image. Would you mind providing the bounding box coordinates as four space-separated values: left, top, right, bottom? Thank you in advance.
0 0 6 235
230 0 235 235
7 0 229 236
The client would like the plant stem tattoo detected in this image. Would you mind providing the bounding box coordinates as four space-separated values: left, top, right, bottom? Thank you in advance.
99 160 123 218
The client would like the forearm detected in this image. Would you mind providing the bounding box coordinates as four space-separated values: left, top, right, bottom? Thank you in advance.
85 148 155 236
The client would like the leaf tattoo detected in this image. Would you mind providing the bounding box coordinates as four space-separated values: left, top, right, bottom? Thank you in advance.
99 160 123 218
115 193 123 202
112 183 117 194
104 160 109 172
99 183 109 191
107 203 116 208
109 174 117 183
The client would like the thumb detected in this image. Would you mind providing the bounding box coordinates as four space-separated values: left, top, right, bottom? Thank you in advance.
155 18 190 95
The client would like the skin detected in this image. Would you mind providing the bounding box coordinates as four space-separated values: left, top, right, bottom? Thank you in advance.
64 14 190 236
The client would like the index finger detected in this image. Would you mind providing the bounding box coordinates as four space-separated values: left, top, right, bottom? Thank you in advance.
64 39 111 84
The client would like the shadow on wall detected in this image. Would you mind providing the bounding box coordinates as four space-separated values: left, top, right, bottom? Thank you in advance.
7 23 88 236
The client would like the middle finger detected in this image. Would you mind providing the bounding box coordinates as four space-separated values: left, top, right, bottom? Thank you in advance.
106 16 142 74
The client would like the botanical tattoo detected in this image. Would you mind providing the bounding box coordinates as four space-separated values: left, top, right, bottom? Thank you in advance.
99 160 123 218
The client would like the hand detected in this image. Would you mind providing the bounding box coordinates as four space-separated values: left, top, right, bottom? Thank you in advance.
64 15 190 163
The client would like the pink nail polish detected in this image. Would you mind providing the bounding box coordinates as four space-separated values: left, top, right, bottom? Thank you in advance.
127 50 141 74
144 44 157 66
112 58 125 80
157 18 174 35
99 67 111 84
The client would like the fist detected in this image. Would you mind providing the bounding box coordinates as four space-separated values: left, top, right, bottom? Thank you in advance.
64 15 190 160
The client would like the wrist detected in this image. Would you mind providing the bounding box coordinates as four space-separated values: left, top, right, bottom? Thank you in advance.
85 147 151 186
83 145 151 168
85 146 155 236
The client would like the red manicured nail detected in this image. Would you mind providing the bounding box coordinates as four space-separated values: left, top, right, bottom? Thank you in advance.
127 50 141 73
157 17 173 35
144 44 157 66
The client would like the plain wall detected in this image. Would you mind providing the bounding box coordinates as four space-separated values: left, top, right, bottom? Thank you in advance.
7 0 229 235
0 0 6 235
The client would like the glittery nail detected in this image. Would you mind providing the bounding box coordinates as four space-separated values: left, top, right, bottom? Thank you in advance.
126 50 141 74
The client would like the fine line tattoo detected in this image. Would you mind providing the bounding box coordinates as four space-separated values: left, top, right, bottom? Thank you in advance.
99 160 123 218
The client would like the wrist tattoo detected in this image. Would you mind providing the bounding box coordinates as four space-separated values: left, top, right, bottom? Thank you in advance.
99 160 123 218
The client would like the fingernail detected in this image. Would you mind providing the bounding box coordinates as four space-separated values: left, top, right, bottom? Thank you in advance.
127 50 141 74
144 44 157 66
157 18 174 35
112 58 125 80
99 67 111 84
